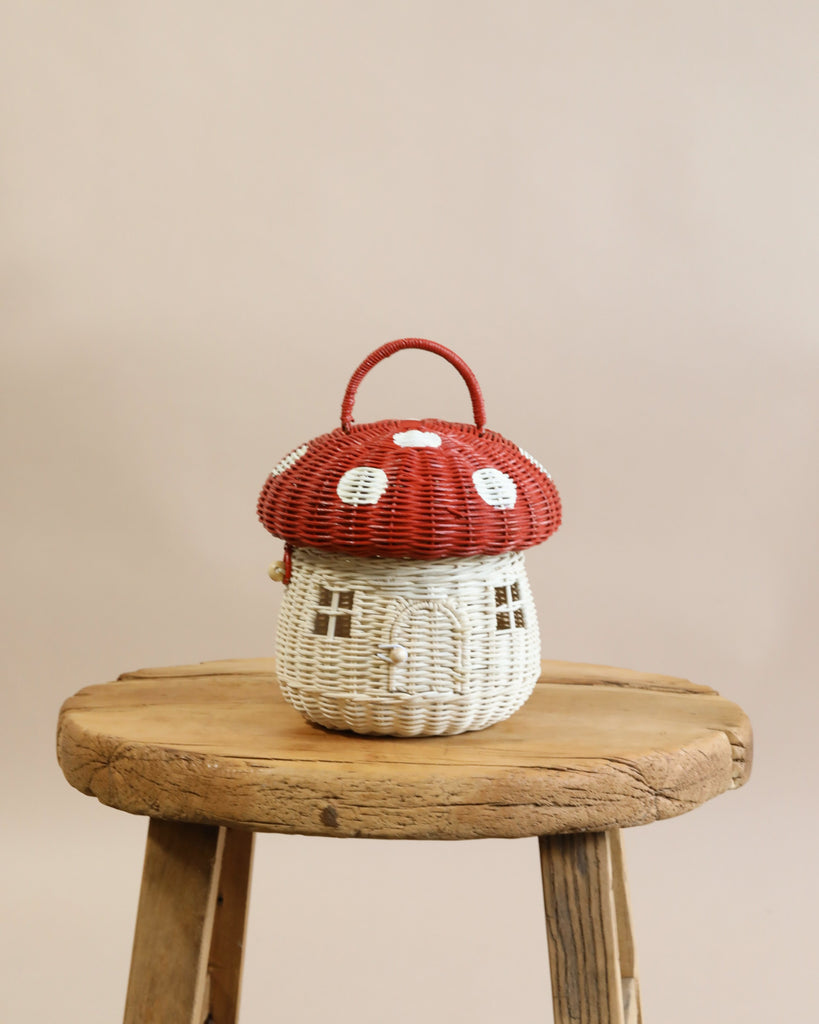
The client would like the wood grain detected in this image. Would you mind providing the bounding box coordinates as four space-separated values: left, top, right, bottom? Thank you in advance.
115 656 714 694
539 831 624 1024
610 829 642 1023
124 819 224 1024
622 979 639 1024
205 829 254 1024
57 658 752 840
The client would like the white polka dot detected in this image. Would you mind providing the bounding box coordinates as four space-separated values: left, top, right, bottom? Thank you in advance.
518 446 552 479
271 444 308 477
473 468 517 509
393 430 442 449
337 466 389 506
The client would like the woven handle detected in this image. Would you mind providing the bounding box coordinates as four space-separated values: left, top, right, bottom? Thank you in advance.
341 338 486 433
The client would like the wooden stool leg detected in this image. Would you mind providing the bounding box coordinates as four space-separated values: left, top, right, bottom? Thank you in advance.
123 821 255 1024
538 831 625 1024
204 829 255 1024
124 819 225 1024
609 830 642 1024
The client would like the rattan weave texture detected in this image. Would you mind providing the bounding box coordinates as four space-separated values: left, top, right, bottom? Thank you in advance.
258 417 561 560
258 338 562 736
276 547 540 736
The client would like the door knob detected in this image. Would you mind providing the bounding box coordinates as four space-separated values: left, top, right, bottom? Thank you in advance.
377 644 409 665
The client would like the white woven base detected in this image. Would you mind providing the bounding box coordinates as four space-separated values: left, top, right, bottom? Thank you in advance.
274 548 541 736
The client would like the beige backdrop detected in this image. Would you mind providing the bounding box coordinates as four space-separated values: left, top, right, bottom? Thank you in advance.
2 2 817 1021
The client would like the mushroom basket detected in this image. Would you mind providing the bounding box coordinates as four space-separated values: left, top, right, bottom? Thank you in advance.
257 338 562 736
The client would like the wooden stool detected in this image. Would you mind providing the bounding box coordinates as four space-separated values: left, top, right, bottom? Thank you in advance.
57 658 752 1024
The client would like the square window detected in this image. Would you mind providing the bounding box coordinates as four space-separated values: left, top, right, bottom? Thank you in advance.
313 588 355 638
494 580 525 631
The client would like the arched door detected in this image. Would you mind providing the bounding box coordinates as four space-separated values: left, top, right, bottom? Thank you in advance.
384 600 468 695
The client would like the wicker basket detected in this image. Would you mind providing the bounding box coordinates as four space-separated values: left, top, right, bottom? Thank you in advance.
258 338 561 736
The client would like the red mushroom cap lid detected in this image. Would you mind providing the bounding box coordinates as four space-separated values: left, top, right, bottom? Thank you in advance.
257 340 562 560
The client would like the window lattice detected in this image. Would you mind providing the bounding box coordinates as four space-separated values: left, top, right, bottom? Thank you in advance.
495 582 525 631
313 587 355 638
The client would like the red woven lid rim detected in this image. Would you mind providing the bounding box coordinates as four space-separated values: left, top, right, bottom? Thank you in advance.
258 417 561 560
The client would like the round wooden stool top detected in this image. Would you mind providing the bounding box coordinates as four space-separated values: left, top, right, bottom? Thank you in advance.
57 658 752 840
